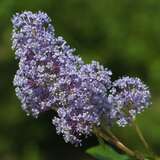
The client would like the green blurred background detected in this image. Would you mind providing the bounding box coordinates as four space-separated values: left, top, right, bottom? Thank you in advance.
0 0 160 159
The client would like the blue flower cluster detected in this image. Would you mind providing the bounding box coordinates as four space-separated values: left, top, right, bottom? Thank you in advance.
12 11 151 145
12 11 83 117
108 77 151 127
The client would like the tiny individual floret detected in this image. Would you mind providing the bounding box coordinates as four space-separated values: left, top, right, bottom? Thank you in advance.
108 76 151 127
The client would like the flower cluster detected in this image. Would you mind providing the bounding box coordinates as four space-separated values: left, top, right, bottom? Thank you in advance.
12 11 151 145
12 11 83 117
108 76 151 127
53 61 112 145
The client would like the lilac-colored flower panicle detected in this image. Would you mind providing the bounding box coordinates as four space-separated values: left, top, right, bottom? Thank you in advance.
12 11 152 147
108 76 151 127
11 11 113 126
12 11 83 117
53 61 112 145
11 11 113 145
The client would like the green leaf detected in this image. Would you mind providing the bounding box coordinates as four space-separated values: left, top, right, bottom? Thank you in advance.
86 145 130 160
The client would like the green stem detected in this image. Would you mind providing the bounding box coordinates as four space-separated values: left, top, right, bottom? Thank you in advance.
103 127 119 141
94 128 139 158
133 122 155 159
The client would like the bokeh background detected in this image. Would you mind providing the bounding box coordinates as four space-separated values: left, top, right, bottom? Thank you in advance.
0 0 160 159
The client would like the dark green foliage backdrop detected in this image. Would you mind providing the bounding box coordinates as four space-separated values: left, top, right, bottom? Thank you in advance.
0 0 160 159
